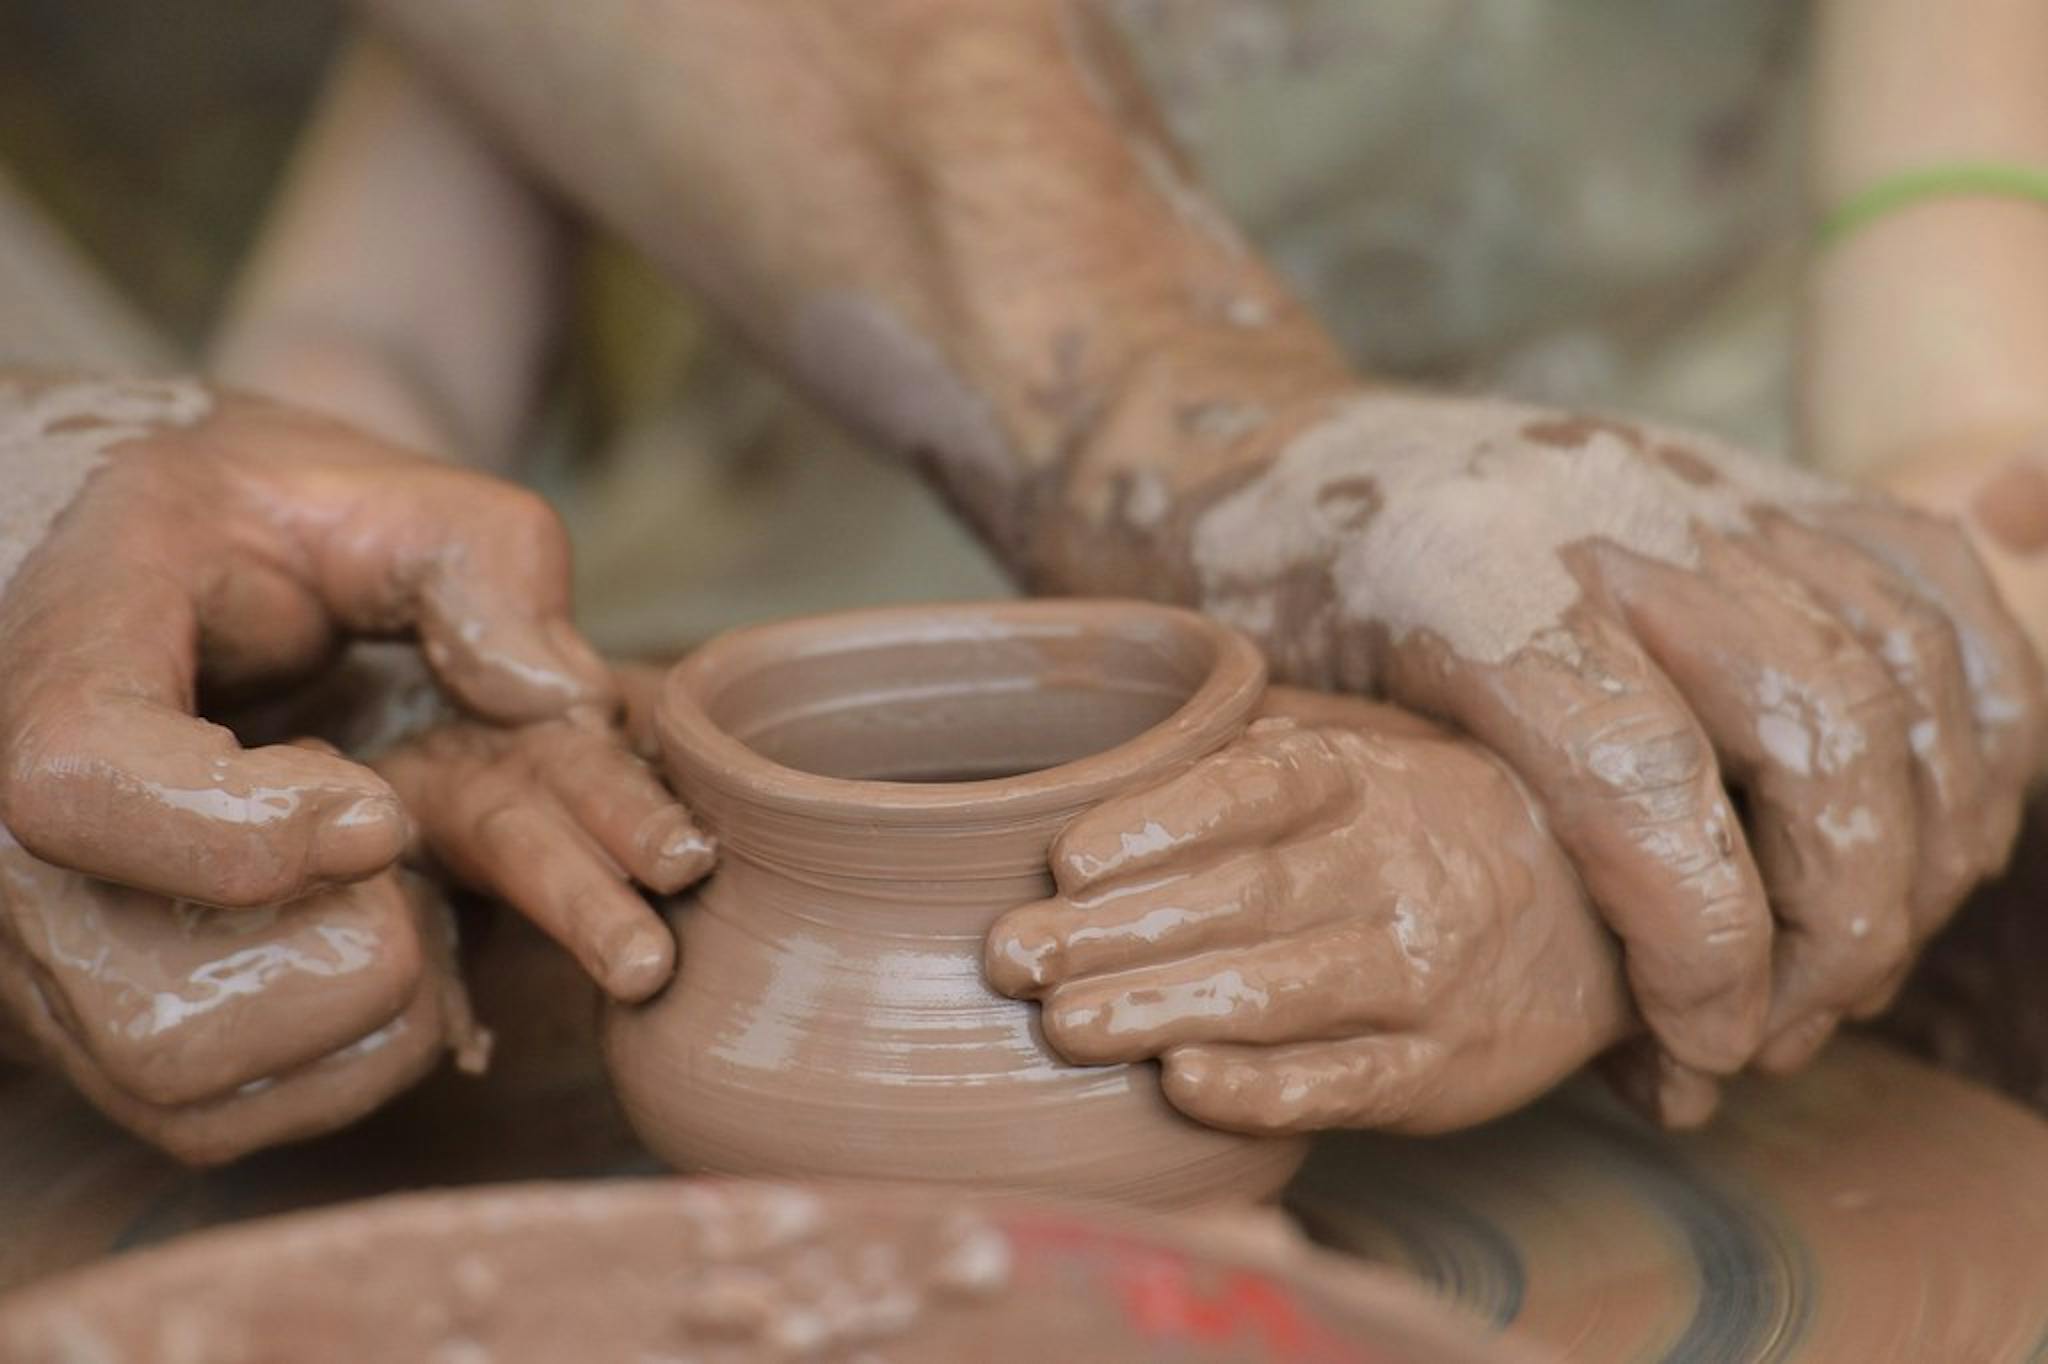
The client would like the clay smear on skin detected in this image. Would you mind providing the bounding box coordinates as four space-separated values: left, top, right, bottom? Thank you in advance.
0 377 211 593
1189 392 1847 669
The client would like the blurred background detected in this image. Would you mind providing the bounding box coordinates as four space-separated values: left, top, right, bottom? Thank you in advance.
0 0 1807 654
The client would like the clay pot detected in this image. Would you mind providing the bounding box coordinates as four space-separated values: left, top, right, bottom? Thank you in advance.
603 600 1308 1208
0 1180 1529 1362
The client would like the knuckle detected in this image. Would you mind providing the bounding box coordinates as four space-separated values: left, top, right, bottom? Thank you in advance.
1566 701 1712 804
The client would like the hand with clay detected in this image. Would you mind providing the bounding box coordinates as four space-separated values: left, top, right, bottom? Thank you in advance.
0 818 485 1165
235 5 2046 1120
370 673 713 1005
0 373 638 1156
1050 388 2046 1120
986 689 1631 1136
0 373 616 910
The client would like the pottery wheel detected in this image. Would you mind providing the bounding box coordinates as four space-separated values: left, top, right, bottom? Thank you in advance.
4 912 2045 1364
1286 1036 2048 1361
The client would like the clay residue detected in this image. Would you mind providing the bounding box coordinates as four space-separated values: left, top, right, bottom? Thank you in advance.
987 687 1631 1136
1190 392 1846 669
0 376 211 594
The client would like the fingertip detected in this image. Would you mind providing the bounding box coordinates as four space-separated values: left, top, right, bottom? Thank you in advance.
983 905 1063 997
1755 1013 1837 1076
307 788 411 887
1634 943 1771 1077
599 916 676 1003
419 608 616 726
1655 1060 1722 1128
636 808 716 893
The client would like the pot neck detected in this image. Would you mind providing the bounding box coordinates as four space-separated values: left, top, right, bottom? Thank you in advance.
657 602 1267 908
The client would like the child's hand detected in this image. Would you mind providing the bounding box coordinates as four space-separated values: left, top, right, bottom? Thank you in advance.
985 688 1632 1135
372 708 712 1003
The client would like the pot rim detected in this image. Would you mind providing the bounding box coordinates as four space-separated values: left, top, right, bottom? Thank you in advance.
656 598 1266 824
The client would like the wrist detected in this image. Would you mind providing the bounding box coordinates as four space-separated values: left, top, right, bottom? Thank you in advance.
1008 324 1357 602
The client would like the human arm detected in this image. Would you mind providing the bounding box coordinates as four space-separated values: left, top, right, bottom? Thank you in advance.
352 0 2041 1114
210 32 565 467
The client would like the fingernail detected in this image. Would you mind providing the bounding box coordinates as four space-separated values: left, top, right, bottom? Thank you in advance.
310 794 407 882
640 810 715 890
601 918 675 1002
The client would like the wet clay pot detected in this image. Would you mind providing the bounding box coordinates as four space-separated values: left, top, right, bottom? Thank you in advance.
603 600 1309 1208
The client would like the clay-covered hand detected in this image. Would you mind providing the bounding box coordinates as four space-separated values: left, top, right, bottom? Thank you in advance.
0 826 485 1165
985 688 1632 1136
0 374 615 911
1088 392 2045 1107
371 696 713 1004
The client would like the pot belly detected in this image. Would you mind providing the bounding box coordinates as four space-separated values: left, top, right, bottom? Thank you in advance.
604 889 1307 1209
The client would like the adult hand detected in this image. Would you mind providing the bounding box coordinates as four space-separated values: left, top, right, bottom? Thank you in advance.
0 826 483 1165
0 373 615 910
1050 389 2044 1118
986 688 1630 1135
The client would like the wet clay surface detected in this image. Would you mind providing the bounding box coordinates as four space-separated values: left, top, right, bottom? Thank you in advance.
987 685 1631 1136
607 601 1308 1207
0 377 615 915
0 1180 1534 1364
0 835 484 1166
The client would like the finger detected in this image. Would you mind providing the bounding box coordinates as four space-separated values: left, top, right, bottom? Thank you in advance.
453 798 673 1003
1597 1037 1724 1129
530 723 714 893
1047 720 1351 895
4 859 423 1107
0 920 447 1166
1753 513 1991 934
0 552 407 907
229 428 616 723
988 854 1286 997
1160 1036 1445 1136
1818 501 2047 867
1594 535 1916 1056
1386 607 1771 1074
1040 924 1419 1064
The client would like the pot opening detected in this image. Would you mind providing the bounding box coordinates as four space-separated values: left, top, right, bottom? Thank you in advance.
703 619 1218 786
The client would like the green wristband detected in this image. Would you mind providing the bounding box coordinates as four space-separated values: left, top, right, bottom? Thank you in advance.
1819 162 2048 251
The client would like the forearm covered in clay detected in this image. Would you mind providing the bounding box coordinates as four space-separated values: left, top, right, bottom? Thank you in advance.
211 33 565 467
0 375 212 597
352 0 1353 563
